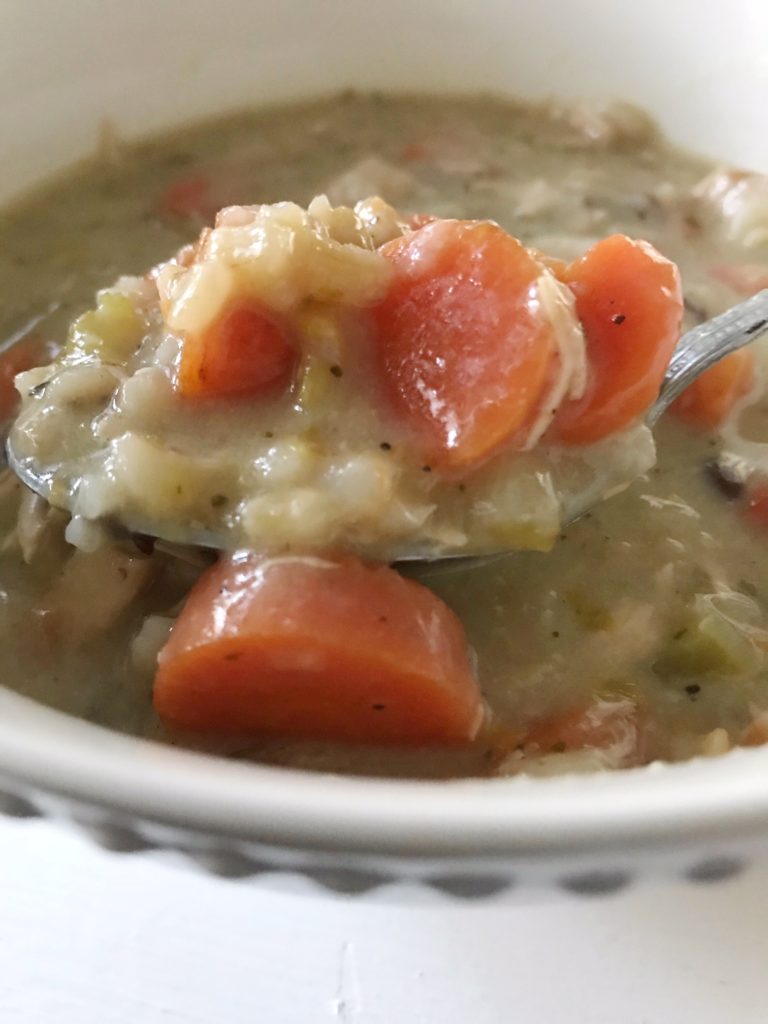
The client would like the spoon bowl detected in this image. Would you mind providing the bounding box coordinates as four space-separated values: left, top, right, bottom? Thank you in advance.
7 289 768 565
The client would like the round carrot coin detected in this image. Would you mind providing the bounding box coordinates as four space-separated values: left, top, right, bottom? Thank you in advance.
551 234 682 445
155 552 484 745
372 219 556 469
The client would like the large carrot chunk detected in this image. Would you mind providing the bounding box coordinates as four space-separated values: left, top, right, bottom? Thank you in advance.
154 552 484 744
671 348 755 429
177 298 297 399
372 220 556 469
551 235 683 444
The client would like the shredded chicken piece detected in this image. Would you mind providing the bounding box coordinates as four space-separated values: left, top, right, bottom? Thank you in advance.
0 465 21 506
692 168 768 248
16 488 68 564
551 99 656 148
520 271 587 450
38 544 154 646
503 748 620 776
131 614 174 675
325 156 418 206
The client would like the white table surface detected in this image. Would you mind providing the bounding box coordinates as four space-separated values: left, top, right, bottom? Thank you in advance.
1 815 767 1023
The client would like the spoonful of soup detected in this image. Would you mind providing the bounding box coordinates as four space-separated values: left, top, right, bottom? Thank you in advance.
6 195 767 562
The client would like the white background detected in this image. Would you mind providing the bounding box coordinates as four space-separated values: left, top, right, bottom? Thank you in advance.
2 817 767 1022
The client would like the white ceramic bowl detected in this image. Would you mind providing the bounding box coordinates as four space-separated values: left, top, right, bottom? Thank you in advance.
1 0 768 900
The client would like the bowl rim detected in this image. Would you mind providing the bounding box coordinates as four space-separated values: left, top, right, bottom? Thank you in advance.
0 0 766 871
2 685 768 859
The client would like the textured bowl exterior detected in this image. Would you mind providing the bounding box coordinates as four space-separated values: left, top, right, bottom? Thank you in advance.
0 773 759 900
1 0 768 899
2 687 768 900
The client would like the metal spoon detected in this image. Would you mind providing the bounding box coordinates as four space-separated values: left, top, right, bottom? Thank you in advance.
8 289 768 565
647 288 768 426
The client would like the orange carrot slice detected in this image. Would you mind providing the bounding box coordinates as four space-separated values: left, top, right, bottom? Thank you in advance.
746 481 768 530
158 174 215 221
398 133 468 165
177 298 297 399
741 712 768 746
157 168 258 223
154 552 484 744
550 235 683 445
671 348 755 429
372 219 556 469
523 697 645 765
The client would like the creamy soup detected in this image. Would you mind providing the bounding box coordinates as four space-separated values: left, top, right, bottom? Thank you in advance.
9 197 656 561
1 92 767 777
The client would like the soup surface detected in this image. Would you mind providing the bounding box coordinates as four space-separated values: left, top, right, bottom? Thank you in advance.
8 197 660 562
1 92 768 777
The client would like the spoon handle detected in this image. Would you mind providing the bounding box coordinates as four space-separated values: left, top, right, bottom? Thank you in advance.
650 288 768 424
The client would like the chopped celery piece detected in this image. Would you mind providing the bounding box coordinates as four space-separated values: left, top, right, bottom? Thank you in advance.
475 519 557 553
565 589 613 631
67 291 144 362
595 679 641 703
655 597 762 678
468 470 559 553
